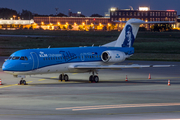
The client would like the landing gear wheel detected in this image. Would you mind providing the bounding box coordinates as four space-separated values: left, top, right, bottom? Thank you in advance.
59 74 63 81
89 75 94 82
94 75 99 83
22 80 26 85
20 80 23 85
64 74 69 81
19 80 27 85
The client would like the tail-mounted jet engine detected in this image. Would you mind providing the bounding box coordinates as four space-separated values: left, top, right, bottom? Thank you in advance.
101 51 126 63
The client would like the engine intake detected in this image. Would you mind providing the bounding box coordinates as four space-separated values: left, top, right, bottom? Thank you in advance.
101 50 126 63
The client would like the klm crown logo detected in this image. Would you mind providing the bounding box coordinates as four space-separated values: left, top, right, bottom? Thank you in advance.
116 54 120 58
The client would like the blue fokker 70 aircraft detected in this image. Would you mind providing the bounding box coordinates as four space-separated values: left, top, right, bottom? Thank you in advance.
2 19 174 85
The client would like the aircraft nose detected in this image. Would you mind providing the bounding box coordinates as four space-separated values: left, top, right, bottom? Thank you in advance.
2 62 14 71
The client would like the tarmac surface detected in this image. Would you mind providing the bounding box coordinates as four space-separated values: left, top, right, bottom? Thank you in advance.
0 56 180 120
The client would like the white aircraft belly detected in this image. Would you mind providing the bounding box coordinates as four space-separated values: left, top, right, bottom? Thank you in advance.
4 61 105 75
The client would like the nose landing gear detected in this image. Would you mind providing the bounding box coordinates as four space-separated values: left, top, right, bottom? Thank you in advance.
19 78 27 85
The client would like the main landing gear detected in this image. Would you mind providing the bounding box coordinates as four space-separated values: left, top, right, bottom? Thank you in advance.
19 78 27 85
89 71 99 83
59 74 69 81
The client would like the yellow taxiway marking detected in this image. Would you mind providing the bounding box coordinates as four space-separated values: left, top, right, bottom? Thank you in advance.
56 103 180 111
0 81 32 89
0 84 18 88
38 79 45 81
73 73 78 75
27 81 33 83
51 77 57 78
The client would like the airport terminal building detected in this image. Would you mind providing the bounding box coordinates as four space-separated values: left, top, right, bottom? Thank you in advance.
0 6 179 31
110 7 177 30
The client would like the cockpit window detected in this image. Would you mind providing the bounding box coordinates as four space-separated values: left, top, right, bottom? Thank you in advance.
12 56 20 60
8 56 12 60
20 57 25 60
20 56 28 60
25 57 28 60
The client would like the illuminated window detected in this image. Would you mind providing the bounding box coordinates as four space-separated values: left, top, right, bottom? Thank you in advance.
130 12 132 16
111 12 114 16
152 12 154 16
126 12 129 16
115 12 117 16
150 12 152 16
137 12 140 16
119 12 121 16
145 12 148 16
166 12 169 16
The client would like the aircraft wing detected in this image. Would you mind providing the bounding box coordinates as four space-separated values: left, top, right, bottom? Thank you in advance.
70 64 173 69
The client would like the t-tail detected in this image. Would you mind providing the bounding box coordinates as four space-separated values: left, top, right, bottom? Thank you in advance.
115 19 142 47
103 18 143 47
103 18 175 47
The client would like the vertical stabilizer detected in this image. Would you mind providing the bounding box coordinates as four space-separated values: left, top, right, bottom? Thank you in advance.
115 19 143 47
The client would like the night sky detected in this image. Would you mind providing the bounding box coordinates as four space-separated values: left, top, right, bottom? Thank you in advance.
0 0 180 16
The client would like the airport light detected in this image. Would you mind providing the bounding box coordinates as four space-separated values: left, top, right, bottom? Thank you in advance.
82 22 85 26
85 20 89 25
74 22 77 26
139 7 149 11
57 22 60 25
110 7 117 11
13 15 16 20
167 10 175 11
77 11 81 14
41 22 44 25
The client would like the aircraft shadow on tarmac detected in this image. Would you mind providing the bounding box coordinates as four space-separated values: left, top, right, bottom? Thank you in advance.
28 77 180 86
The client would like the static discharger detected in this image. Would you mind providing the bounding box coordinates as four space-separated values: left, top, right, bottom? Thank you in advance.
125 75 128 82
148 73 151 79
168 79 171 86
